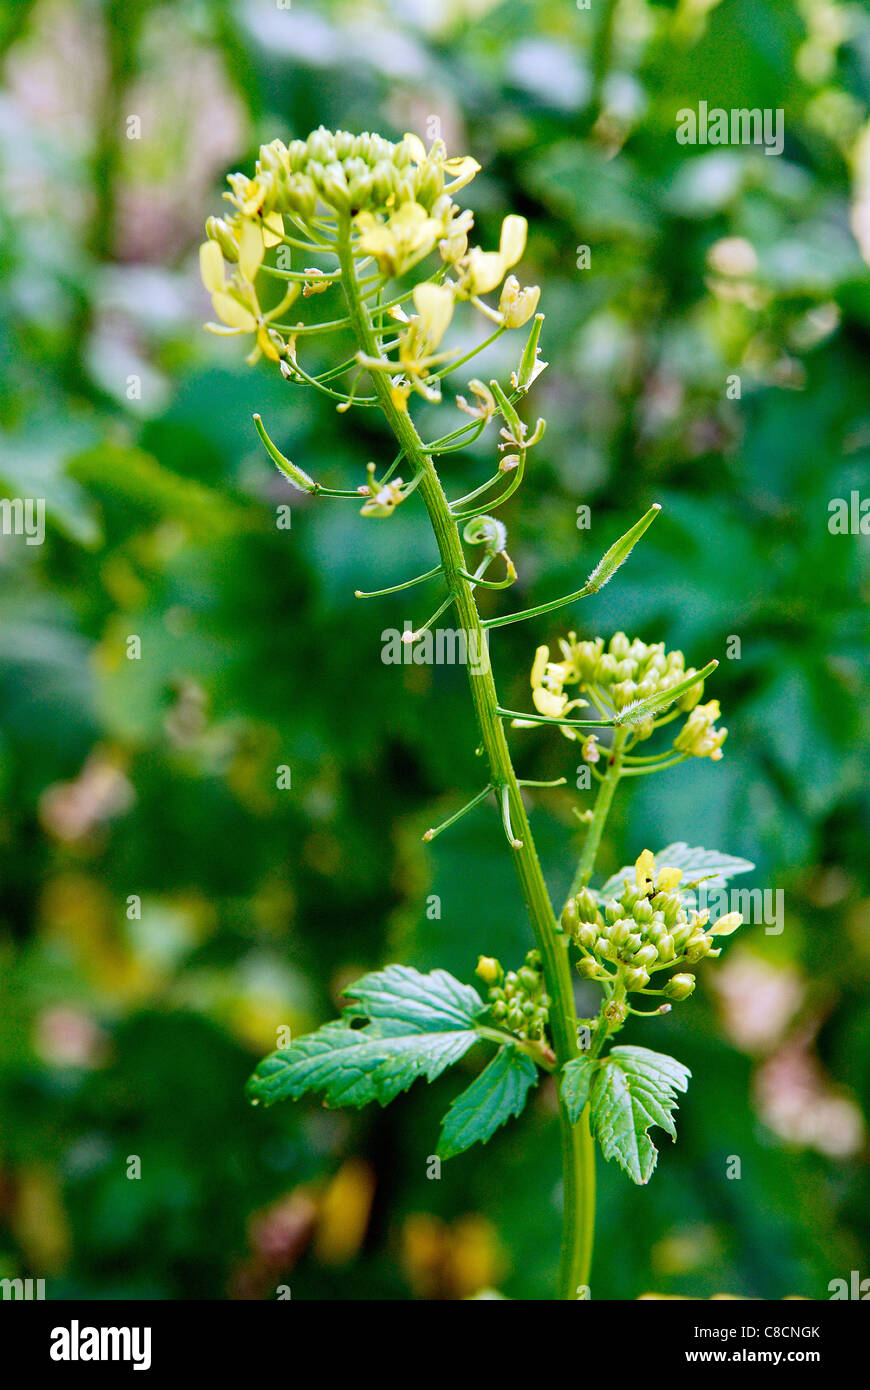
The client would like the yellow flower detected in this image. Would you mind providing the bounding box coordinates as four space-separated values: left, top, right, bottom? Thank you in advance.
458 215 529 296
199 237 298 364
656 866 683 892
382 281 457 403
635 849 656 892
528 644 586 738
401 132 481 194
709 911 742 937
355 202 446 277
498 275 541 328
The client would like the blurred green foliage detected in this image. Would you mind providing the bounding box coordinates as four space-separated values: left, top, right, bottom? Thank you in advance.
0 0 868 1300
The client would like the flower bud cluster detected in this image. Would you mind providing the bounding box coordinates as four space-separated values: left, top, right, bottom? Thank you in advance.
561 852 741 998
476 950 550 1040
527 631 727 758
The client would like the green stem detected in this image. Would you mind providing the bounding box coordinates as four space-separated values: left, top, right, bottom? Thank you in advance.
569 729 627 898
337 237 594 1302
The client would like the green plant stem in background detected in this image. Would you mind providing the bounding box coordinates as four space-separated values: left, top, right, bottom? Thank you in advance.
570 728 628 897
337 235 595 1301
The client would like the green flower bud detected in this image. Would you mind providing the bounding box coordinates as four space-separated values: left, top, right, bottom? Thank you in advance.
604 900 622 925
321 162 351 212
491 999 508 1021
525 949 542 970
518 966 538 992
575 887 599 923
306 127 333 162
625 932 643 955
684 933 712 964
633 899 653 924
561 898 580 935
672 923 693 952
609 918 632 947
657 933 675 962
609 631 630 659
205 216 239 262
522 1000 535 1017
286 139 307 170
664 973 696 1000
476 955 502 986
594 653 619 683
633 943 658 968
576 957 601 979
663 897 683 929
577 924 597 951
624 966 650 991
285 174 317 218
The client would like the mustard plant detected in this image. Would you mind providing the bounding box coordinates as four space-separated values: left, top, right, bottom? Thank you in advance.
201 128 754 1300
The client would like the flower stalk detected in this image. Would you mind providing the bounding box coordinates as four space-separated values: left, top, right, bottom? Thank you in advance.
335 232 595 1299
204 126 749 1302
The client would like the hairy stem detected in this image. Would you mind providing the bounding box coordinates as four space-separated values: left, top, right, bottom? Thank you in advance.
337 237 594 1300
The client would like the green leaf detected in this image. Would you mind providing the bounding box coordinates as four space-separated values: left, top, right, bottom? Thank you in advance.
438 1046 538 1159
343 963 487 1031
560 1056 597 1124
590 1046 691 1185
246 965 488 1111
247 1017 478 1109
598 843 754 903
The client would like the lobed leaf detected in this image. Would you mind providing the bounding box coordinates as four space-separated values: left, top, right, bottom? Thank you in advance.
590 1046 691 1185
247 1017 478 1109
560 1056 597 1124
437 1045 538 1159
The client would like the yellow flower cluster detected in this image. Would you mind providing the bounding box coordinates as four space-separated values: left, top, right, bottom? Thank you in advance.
562 851 742 998
200 127 541 373
519 631 727 759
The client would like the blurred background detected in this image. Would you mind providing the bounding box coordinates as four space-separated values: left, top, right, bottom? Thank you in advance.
0 0 868 1300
